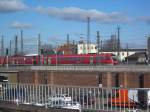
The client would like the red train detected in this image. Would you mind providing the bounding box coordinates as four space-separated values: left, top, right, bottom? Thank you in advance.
0 54 117 66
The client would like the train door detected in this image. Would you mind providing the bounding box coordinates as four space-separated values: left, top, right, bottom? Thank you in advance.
33 56 37 65
44 57 47 65
47 57 51 65
90 56 93 64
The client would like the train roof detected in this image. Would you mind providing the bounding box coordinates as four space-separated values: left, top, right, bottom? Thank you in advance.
48 53 112 57
25 54 38 56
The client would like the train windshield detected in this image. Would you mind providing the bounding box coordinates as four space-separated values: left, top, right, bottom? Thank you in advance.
96 56 112 61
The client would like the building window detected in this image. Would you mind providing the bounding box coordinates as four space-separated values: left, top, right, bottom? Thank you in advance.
127 52 129 56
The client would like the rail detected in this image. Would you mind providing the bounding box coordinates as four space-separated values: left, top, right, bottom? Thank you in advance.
0 83 150 112
0 65 150 72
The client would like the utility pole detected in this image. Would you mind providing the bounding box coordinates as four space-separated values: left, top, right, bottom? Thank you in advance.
97 31 100 54
21 30 23 55
117 26 121 56
72 40 75 54
1 35 4 56
38 34 42 65
87 17 90 54
9 40 12 56
38 34 41 55
67 34 70 54
15 35 18 55
73 40 75 45
148 36 150 63
126 43 129 64
67 34 69 46
100 40 103 52
6 48 9 67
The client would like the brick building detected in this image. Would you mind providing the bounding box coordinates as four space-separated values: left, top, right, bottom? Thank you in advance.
58 44 77 55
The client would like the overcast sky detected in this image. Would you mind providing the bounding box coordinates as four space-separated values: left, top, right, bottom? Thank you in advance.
0 0 150 48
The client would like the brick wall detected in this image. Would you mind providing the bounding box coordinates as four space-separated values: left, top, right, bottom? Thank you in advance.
16 71 150 88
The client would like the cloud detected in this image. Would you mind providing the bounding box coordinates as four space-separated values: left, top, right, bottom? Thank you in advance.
140 16 150 25
0 0 27 13
35 6 130 24
11 21 32 29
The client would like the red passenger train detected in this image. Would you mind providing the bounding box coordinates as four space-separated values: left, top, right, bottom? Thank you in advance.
0 54 117 66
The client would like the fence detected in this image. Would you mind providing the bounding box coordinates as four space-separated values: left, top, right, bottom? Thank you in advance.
0 83 150 112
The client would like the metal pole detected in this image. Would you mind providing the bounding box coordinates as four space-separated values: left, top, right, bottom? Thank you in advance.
87 17 90 54
100 40 103 52
148 36 150 63
21 30 23 55
6 48 8 67
9 40 11 56
15 35 18 55
117 26 121 56
38 34 41 55
1 35 4 56
56 44 58 67
97 31 100 54
127 43 129 64
67 34 69 54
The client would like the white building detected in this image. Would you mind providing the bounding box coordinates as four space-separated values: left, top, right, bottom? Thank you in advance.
77 44 97 54
101 51 134 61
101 49 146 61
77 43 146 62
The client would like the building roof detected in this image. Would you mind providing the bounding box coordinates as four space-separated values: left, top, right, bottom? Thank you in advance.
126 52 147 59
101 48 147 52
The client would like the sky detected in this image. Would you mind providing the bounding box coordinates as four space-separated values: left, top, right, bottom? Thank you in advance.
0 0 150 49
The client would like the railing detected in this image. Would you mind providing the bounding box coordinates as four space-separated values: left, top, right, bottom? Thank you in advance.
0 83 150 112
0 65 150 72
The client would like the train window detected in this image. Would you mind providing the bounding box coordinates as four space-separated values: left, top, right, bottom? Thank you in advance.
67 57 71 61
70 57 75 61
75 57 80 61
58 57 61 61
61 57 65 61
103 56 111 60
96 56 102 61
81 57 85 61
